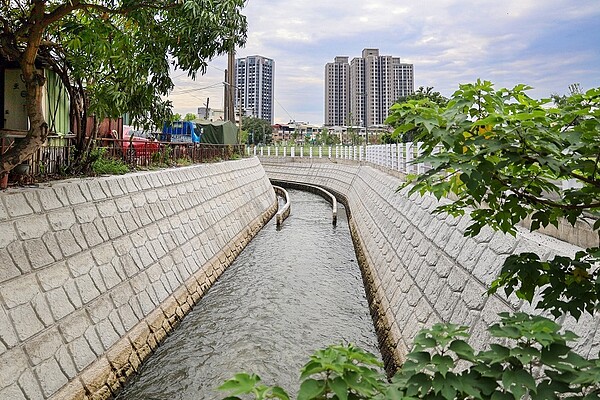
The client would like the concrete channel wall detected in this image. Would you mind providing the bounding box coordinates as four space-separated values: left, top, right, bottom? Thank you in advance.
0 158 277 400
261 158 600 373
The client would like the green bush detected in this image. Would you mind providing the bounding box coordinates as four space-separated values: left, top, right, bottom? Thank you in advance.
90 148 129 175
220 314 600 399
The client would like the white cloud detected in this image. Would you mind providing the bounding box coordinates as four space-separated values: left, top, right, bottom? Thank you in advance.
168 0 600 125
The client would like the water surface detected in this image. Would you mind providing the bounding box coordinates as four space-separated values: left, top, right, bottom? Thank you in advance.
116 189 379 399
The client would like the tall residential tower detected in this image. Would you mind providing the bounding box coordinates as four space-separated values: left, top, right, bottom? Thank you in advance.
324 56 351 126
325 48 413 127
235 55 274 123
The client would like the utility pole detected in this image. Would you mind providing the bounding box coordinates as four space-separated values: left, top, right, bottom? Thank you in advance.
204 98 209 119
227 47 235 122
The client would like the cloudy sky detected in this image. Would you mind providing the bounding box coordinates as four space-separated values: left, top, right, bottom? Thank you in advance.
168 0 600 125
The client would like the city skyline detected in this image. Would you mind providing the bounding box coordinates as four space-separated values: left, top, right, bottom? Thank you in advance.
325 48 414 127
168 0 600 125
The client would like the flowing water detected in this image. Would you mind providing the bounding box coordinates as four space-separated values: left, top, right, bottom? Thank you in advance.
115 189 380 400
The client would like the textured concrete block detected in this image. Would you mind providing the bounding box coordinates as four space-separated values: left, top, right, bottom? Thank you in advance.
117 304 138 332
14 215 48 241
4 193 34 218
103 217 124 240
1 274 40 308
16 368 44 400
62 336 96 372
471 248 503 285
96 319 120 350
48 209 77 231
37 188 64 211
34 359 69 397
46 288 76 320
0 347 29 389
0 222 18 250
55 230 83 257
23 239 55 270
75 275 101 304
0 306 18 348
74 204 98 224
81 326 103 359
50 378 86 400
7 241 31 273
91 243 116 266
0 251 18 286
0 384 27 400
80 223 105 248
461 280 487 311
88 295 114 324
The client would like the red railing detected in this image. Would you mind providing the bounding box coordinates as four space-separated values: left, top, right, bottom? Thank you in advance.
4 137 246 185
97 139 245 168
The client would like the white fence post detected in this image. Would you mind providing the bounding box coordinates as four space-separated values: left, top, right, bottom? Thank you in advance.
319 146 322 158
291 146 295 158
406 143 413 173
416 143 424 174
300 146 303 158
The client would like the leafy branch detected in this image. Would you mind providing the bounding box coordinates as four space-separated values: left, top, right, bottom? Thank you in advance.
389 80 600 318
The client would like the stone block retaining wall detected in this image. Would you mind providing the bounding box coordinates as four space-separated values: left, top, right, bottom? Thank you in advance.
262 158 599 373
0 158 277 400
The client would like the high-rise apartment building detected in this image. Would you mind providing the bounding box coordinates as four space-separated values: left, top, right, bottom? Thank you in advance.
325 48 413 127
324 56 351 126
235 55 274 123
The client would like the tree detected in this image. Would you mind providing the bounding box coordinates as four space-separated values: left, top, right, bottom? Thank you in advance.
184 113 197 122
391 86 449 143
387 80 600 319
242 116 272 145
396 85 449 106
0 0 247 174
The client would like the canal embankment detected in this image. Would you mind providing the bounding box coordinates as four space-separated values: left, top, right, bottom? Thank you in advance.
114 189 378 400
261 157 600 374
0 157 276 400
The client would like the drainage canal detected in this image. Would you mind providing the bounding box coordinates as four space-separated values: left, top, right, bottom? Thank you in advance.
115 189 379 399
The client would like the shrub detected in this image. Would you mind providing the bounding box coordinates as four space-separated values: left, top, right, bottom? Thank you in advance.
90 148 129 175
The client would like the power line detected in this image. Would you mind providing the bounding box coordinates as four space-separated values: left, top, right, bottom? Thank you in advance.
171 82 224 94
275 98 294 122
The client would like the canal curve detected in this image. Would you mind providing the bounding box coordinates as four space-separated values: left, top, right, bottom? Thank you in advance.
115 189 379 400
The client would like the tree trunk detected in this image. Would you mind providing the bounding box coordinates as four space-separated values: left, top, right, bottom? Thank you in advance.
0 2 48 175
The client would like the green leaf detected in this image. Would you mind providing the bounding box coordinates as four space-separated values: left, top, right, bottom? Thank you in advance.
431 354 454 377
449 339 475 361
329 376 348 400
270 386 291 400
218 373 261 395
297 379 326 400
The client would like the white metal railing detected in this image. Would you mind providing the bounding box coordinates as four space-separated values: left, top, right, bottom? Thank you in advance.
250 143 436 175
252 144 584 210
